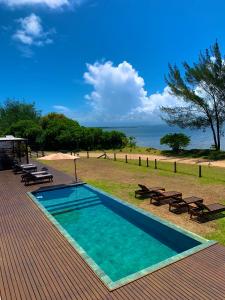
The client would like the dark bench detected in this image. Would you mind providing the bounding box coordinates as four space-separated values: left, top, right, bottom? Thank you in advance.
24 173 53 186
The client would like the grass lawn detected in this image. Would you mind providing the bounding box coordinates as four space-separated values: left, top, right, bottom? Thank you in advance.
41 157 225 245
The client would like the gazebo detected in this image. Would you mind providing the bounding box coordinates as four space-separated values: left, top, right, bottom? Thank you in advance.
0 135 29 170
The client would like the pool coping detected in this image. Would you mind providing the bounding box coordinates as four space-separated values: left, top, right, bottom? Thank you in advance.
27 183 216 291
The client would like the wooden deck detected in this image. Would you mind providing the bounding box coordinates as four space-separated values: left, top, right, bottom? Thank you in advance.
1 163 225 300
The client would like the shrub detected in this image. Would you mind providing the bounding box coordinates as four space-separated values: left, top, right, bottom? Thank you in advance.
160 133 190 152
208 151 225 161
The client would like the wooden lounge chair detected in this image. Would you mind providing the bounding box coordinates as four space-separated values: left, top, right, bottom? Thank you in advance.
24 172 53 186
21 171 48 182
169 196 203 214
21 165 37 173
189 202 225 220
135 184 165 198
13 163 37 174
150 190 182 205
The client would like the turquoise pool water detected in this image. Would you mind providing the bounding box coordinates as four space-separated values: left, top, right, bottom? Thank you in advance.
30 184 212 289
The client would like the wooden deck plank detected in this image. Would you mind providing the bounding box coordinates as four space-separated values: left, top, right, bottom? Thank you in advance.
23 197 107 300
1 193 56 300
1 162 225 299
1 208 30 300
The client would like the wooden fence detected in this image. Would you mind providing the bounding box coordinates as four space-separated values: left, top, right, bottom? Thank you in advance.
84 152 211 179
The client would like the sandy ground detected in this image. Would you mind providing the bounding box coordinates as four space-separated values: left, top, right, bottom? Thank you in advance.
77 151 225 168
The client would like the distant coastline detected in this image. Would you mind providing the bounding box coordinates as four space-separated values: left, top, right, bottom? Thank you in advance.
98 126 138 129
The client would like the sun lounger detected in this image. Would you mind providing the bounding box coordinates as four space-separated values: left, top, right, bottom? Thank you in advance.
21 165 37 172
13 163 37 174
150 190 182 205
169 196 203 213
135 184 165 198
21 171 48 182
24 172 53 186
189 202 225 220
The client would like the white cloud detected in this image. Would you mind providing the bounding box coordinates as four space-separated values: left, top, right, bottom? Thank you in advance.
83 61 180 124
0 0 88 9
0 0 69 9
133 86 180 118
13 14 54 47
53 105 71 113
53 105 78 119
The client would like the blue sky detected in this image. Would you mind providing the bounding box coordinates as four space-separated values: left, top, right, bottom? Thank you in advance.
1 0 225 125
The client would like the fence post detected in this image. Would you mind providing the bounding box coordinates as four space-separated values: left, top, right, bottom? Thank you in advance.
154 159 157 169
87 151 89 159
125 155 128 163
174 161 177 173
114 153 116 161
199 165 202 178
139 156 141 166
146 157 149 167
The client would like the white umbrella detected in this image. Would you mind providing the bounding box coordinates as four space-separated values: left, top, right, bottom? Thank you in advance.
39 152 80 182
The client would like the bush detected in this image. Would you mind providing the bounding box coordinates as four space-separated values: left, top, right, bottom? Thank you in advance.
160 133 190 152
208 151 225 161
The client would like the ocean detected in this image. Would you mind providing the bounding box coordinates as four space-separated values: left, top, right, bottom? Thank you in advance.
103 125 223 150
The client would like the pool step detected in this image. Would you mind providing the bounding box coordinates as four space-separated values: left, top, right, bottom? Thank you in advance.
50 198 102 216
45 195 100 210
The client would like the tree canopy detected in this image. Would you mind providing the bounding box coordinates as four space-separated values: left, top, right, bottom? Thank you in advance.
161 42 225 150
0 99 41 135
0 99 128 151
160 133 190 152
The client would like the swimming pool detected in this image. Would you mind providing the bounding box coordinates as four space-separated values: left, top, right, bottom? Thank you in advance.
29 184 214 290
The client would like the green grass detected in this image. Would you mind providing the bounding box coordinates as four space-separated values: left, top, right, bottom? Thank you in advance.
206 218 225 244
114 157 225 184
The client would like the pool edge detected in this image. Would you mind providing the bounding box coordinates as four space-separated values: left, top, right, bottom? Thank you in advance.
27 184 217 291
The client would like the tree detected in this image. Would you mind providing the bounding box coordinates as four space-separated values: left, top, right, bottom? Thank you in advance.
160 133 190 152
102 131 127 150
39 113 81 150
0 99 40 134
8 120 43 149
0 100 129 151
161 42 225 150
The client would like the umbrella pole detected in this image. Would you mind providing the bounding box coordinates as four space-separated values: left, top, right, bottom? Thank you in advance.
74 159 77 182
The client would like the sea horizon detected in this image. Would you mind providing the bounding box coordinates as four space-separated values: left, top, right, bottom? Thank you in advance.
101 124 223 150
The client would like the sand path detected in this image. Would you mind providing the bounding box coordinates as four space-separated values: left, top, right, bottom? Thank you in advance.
77 151 225 168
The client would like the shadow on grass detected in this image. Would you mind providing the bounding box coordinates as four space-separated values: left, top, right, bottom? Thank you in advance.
193 213 225 223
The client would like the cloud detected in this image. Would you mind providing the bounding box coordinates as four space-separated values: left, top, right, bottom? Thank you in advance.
132 86 180 119
83 61 179 124
0 0 88 9
53 105 71 113
0 0 69 9
53 105 78 119
13 13 54 54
